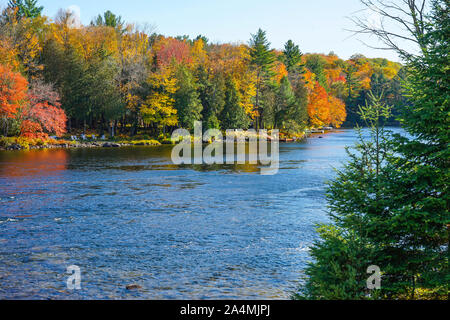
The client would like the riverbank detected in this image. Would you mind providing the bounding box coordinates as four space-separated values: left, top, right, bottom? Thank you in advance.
0 136 162 151
0 130 314 151
2 141 163 151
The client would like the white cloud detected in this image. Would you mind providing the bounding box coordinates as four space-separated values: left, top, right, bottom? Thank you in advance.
67 5 82 28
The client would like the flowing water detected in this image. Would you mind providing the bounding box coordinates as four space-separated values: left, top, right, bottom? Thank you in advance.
0 128 402 299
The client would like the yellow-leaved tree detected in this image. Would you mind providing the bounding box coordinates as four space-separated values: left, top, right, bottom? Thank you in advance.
141 65 178 133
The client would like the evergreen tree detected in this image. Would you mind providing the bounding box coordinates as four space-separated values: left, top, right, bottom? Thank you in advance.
86 51 124 135
290 79 309 131
249 28 275 129
297 92 395 300
282 40 304 73
174 65 203 131
381 0 449 298
305 54 329 91
369 70 406 126
220 77 250 129
42 40 90 130
197 66 226 129
283 40 308 132
299 0 449 299
296 225 377 300
259 83 276 129
273 76 296 129
194 34 209 46
92 10 125 34
8 0 43 19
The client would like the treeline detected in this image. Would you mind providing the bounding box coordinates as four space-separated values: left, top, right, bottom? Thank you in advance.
1 0 406 139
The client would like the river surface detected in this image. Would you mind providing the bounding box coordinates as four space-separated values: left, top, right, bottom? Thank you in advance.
0 128 400 299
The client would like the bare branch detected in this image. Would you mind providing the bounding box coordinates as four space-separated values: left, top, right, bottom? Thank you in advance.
348 0 431 59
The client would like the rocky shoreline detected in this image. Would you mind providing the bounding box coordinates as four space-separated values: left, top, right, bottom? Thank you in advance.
1 141 160 151
1 133 311 151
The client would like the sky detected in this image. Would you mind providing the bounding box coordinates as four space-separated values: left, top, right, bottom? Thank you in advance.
1 0 409 62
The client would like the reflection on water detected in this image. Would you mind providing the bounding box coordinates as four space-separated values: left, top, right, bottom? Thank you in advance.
0 149 68 178
0 128 403 299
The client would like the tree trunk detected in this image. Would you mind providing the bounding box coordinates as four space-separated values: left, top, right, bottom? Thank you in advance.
110 121 115 137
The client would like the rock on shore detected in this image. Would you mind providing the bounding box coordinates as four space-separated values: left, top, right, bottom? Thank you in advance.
1 141 155 151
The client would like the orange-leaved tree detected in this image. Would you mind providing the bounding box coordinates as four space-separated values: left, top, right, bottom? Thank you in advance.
307 82 330 128
0 64 28 135
328 95 347 128
0 64 28 118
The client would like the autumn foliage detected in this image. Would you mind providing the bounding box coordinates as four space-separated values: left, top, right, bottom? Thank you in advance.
0 3 405 137
0 64 67 139
306 81 347 128
307 82 330 128
20 80 67 139
154 37 192 68
327 96 346 128
0 64 28 119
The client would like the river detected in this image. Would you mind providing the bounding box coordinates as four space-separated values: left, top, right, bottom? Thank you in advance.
0 128 401 299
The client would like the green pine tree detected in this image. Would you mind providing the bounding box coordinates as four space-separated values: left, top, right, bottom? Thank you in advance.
282 40 304 73
92 10 125 34
249 28 276 130
8 0 43 19
296 92 393 300
305 54 329 91
174 65 203 131
197 66 226 130
220 77 250 130
86 51 124 136
379 0 449 298
273 76 296 129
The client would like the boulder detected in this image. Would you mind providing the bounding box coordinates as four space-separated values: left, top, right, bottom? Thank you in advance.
126 284 142 290
103 142 121 148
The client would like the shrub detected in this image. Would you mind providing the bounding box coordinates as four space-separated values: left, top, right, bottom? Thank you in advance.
0 136 15 148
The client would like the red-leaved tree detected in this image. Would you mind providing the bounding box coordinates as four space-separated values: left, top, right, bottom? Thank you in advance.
20 80 67 139
155 37 192 67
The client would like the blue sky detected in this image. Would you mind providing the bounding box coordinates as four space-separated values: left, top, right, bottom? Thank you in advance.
1 0 405 61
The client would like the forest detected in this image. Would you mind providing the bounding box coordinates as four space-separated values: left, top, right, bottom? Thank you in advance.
0 0 406 142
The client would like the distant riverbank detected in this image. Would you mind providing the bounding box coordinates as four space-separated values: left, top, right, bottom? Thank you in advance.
1 140 163 151
0 137 162 151
0 130 312 151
